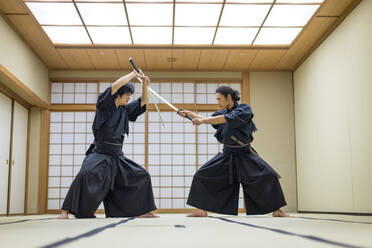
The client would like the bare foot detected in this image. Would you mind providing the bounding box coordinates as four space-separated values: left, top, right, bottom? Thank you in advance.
138 212 160 218
57 210 69 219
272 209 290 217
187 209 208 217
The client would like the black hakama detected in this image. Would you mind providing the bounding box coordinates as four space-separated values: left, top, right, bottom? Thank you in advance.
187 103 286 215
61 87 156 218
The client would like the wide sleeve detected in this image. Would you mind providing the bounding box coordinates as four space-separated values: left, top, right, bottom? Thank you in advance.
125 97 146 122
211 110 225 129
96 86 116 111
224 104 254 129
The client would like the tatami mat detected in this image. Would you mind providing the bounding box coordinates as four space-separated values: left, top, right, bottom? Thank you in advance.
1 213 372 248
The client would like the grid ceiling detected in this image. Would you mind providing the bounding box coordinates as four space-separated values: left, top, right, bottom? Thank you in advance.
24 0 323 46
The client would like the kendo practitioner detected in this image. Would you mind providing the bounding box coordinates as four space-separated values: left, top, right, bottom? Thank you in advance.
58 70 158 219
178 86 289 217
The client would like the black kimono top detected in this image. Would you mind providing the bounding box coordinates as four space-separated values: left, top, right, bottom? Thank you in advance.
211 103 257 146
92 86 146 145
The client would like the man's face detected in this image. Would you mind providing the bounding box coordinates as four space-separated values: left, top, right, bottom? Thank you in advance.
118 92 131 106
216 93 228 110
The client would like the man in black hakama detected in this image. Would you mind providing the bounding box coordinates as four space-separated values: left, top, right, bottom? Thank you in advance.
58 70 158 219
178 86 289 217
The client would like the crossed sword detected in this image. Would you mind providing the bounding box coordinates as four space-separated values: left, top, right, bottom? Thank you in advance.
129 57 192 127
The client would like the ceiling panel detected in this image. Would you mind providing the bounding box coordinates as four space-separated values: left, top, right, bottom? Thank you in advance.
317 0 355 16
198 49 230 70
115 49 146 70
249 49 286 70
76 2 127 25
86 49 121 70
25 2 82 25
126 3 173 26
57 49 95 69
171 49 201 70
174 27 215 45
175 3 222 26
0 0 28 13
254 28 302 45
219 4 271 26
223 49 258 70
143 49 172 70
87 27 131 44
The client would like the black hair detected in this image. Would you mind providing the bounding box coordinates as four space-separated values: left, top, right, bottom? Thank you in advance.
216 85 240 102
116 82 135 97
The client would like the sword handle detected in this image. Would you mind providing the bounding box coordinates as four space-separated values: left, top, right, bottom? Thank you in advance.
177 110 193 121
129 57 140 73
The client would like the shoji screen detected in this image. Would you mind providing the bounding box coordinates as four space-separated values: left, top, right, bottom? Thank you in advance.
48 111 96 210
148 111 196 209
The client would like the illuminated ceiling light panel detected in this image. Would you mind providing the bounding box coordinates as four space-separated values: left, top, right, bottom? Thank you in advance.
254 27 302 45
174 27 215 44
131 27 172 44
264 4 320 26
126 3 173 26
77 3 127 25
42 26 91 44
87 26 132 44
26 2 82 25
214 27 259 44
175 4 222 26
219 4 271 26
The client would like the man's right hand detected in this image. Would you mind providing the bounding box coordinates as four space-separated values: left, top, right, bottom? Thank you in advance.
178 110 193 118
133 69 145 78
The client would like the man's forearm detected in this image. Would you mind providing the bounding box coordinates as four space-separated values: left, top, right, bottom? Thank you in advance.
201 115 227 125
112 71 136 95
186 112 203 119
141 85 148 107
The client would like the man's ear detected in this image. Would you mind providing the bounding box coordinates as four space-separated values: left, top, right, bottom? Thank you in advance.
227 94 232 103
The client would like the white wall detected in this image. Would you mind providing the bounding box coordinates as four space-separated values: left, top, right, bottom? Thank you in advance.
294 0 372 213
250 72 297 213
0 15 49 102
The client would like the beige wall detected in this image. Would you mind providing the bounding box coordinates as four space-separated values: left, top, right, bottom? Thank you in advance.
0 15 49 102
250 72 297 213
294 0 372 213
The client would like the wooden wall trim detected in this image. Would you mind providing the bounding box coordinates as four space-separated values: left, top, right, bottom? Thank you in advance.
241 72 250 105
292 72 299 212
48 104 220 112
37 109 49 214
0 64 49 108
7 100 15 214
24 109 31 214
49 104 96 111
0 80 31 109
50 78 242 83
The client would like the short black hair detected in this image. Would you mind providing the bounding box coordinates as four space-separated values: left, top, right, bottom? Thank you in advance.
116 82 135 97
216 85 240 102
